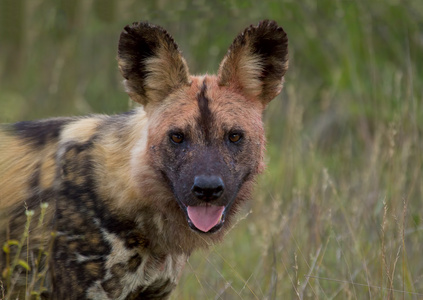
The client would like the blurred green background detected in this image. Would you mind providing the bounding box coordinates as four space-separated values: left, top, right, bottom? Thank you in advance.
1 0 422 299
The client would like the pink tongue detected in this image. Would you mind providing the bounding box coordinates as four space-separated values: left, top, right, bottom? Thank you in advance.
187 205 225 232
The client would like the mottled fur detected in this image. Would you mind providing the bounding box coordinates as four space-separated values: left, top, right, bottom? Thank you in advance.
0 20 288 299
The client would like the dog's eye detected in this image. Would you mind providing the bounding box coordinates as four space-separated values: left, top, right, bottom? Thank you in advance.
228 132 242 143
170 133 184 144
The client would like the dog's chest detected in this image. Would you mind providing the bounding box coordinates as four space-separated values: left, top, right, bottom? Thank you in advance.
85 231 188 299
53 225 187 299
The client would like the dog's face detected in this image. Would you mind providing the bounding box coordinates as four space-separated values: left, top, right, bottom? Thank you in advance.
145 78 265 233
118 21 288 233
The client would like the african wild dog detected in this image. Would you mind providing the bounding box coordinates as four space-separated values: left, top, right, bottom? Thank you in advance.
0 20 288 299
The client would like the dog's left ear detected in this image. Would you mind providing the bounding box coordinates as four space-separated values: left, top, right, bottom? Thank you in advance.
218 20 288 106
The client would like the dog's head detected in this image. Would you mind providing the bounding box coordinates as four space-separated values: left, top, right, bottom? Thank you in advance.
118 21 288 234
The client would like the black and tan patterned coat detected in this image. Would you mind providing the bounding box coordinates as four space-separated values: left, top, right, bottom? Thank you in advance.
0 20 288 299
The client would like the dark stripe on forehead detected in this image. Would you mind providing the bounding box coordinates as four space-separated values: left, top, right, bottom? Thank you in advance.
196 80 214 142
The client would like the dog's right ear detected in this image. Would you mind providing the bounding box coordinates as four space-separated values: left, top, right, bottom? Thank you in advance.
118 22 191 107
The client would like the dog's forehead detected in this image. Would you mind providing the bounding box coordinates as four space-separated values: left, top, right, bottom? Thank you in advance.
156 75 262 126
205 78 264 120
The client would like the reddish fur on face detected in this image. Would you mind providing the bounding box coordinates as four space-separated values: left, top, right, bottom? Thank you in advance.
0 20 288 299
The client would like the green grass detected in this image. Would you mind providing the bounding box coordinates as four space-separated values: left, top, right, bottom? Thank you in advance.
1 0 422 299
1 203 50 299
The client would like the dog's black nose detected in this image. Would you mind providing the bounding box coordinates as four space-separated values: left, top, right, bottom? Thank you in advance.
191 175 224 201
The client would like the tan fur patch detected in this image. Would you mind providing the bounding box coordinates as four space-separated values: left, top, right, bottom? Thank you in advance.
95 109 148 213
60 117 104 143
39 154 56 189
85 261 103 277
0 132 48 208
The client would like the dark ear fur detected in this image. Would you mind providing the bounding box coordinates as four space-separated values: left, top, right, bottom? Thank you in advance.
218 20 288 105
118 22 190 106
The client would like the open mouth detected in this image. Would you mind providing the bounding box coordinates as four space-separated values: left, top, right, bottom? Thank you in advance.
186 204 225 233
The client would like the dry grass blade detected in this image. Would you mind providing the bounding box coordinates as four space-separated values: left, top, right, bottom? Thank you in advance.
305 275 423 297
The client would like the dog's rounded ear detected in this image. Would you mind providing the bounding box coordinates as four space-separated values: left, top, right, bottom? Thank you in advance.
118 22 191 106
218 20 288 106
